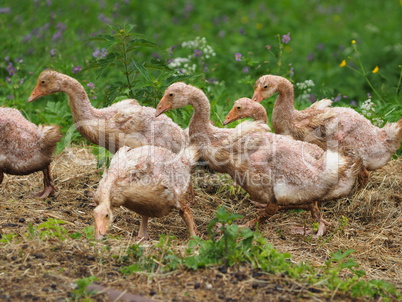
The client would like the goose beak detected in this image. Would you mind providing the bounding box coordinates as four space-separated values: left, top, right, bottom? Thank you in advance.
28 85 45 103
223 109 239 126
155 97 173 117
94 218 107 240
252 89 264 103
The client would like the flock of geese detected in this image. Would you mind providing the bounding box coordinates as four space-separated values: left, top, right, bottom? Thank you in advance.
1 69 401 239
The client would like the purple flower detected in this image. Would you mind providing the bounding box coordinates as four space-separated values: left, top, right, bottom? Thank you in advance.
92 48 108 59
235 53 242 61
289 67 294 77
307 52 314 61
316 43 325 50
20 78 25 86
334 95 342 102
5 76 12 84
52 30 63 41
194 49 202 57
98 13 111 24
349 100 357 107
0 7 11 14
243 66 249 73
6 63 16 76
281 32 291 44
23 34 32 43
309 93 316 103
72 65 82 73
56 22 67 31
4 56 9 62
87 82 95 89
50 49 57 57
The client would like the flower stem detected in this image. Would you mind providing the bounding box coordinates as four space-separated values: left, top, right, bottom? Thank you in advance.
352 44 384 102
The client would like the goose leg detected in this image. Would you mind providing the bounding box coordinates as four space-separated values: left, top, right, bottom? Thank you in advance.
178 198 199 237
240 202 279 229
31 166 56 198
289 202 330 238
137 216 150 240
310 201 330 238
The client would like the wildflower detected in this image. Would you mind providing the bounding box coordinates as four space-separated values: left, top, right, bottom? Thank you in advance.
281 32 291 44
56 22 67 31
87 82 95 89
235 53 242 61
289 67 294 77
0 7 11 14
92 48 108 59
265 45 271 50
72 65 82 73
243 66 249 73
20 78 25 86
372 66 379 73
6 63 16 76
351 40 356 44
23 34 32 43
194 49 202 57
349 100 357 107
339 59 347 67
334 95 342 102
52 31 63 41
98 13 111 24
50 49 57 57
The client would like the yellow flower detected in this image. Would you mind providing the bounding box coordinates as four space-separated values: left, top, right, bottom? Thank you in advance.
372 66 379 73
339 60 347 67
351 40 356 44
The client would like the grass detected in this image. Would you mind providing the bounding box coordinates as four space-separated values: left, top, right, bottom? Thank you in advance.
1 1 401 131
1 1 402 300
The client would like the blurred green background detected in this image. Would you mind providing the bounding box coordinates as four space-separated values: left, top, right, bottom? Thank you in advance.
1 0 401 140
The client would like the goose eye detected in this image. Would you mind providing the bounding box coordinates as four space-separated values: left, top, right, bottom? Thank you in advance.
169 93 173 97
41 80 45 84
263 85 268 89
105 214 109 218
236 106 241 110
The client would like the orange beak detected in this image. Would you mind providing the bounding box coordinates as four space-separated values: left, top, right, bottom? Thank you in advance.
252 89 264 103
155 97 173 117
28 85 45 103
94 217 107 240
223 108 240 126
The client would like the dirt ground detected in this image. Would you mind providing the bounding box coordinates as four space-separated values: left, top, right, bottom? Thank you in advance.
0 146 401 302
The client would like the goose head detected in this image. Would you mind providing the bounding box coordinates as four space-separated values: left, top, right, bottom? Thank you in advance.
93 202 114 240
28 70 63 103
224 98 256 125
252 75 283 102
155 82 192 117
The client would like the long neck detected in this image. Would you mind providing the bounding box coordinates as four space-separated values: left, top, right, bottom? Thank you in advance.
187 88 216 144
99 171 117 205
252 105 268 124
58 74 97 122
272 78 296 133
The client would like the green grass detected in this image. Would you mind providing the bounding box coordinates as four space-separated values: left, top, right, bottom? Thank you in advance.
1 0 401 133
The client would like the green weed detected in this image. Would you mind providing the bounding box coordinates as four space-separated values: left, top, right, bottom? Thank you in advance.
69 275 98 302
